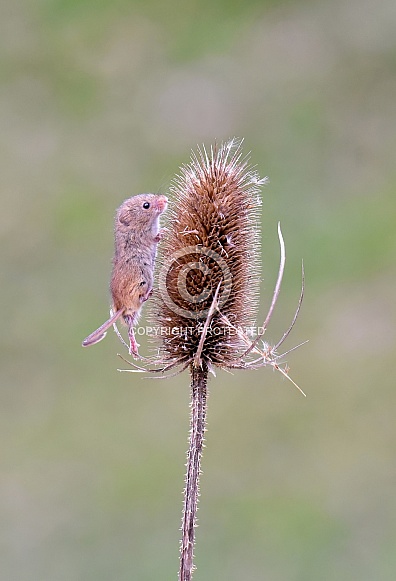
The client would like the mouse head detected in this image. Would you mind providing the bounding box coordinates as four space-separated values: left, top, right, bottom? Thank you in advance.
117 193 168 231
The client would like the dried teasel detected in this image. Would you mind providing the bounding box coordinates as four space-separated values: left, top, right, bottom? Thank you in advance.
155 138 265 370
119 138 305 581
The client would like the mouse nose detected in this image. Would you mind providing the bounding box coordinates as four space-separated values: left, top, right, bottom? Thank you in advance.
156 196 168 211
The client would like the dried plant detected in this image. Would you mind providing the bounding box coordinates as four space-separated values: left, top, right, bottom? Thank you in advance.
119 139 305 580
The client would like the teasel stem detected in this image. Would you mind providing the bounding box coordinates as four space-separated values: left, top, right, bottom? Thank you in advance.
179 363 208 581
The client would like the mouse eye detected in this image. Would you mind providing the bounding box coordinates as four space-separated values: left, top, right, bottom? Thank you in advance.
142 202 150 209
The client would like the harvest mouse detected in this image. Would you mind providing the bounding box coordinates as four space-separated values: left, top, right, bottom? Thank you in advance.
82 193 168 357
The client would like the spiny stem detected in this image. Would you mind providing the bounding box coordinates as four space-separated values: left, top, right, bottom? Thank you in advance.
179 364 208 581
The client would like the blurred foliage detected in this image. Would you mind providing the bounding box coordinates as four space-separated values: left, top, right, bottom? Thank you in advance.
1 0 396 579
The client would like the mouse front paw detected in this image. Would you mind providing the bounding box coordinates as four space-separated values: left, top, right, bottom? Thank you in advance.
139 287 153 303
154 227 168 243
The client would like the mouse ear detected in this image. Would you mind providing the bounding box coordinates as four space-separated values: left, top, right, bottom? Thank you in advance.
118 208 132 226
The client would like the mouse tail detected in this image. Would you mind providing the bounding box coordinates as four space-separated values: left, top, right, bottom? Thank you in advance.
82 308 124 347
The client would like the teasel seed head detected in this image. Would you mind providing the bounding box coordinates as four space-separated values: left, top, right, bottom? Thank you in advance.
153 138 268 370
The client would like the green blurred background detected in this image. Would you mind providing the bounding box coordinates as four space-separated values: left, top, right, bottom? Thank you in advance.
1 0 396 579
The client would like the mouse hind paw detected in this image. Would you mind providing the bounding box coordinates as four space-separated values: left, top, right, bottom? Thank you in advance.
124 313 141 358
